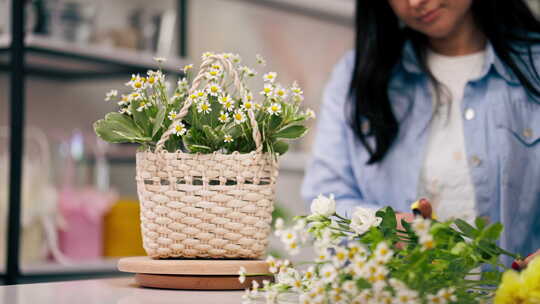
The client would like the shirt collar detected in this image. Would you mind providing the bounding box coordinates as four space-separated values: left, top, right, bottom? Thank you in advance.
400 40 519 84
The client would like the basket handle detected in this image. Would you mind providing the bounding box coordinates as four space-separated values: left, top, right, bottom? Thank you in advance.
155 54 262 153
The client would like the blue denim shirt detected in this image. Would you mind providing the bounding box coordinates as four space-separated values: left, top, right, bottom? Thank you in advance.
302 41 540 262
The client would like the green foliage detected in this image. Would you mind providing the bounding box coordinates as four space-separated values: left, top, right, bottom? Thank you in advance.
94 54 315 156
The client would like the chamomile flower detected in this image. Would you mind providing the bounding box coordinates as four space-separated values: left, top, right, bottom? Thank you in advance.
420 234 436 251
333 248 349 267
146 70 163 86
274 85 288 99
118 94 130 106
260 83 274 97
412 217 432 236
168 111 178 121
119 107 132 115
128 91 143 102
173 122 187 136
343 280 357 295
286 240 300 255
320 264 338 283
224 134 234 143
263 72 277 83
211 63 223 71
280 229 297 244
182 64 193 73
240 66 256 77
195 89 207 100
291 82 304 96
241 100 254 111
292 94 305 103
202 51 215 60
233 110 247 124
238 266 247 284
105 89 118 101
232 53 242 64
206 83 222 97
374 242 394 264
267 103 282 116
218 94 233 105
206 69 221 80
256 54 266 66
266 256 278 274
136 100 151 112
305 108 316 119
246 91 254 102
128 74 146 90
218 111 230 123
197 100 212 114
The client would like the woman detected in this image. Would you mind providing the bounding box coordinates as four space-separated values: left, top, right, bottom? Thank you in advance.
302 0 540 267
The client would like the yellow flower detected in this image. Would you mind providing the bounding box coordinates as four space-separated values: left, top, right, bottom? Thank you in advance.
495 270 528 304
522 256 540 301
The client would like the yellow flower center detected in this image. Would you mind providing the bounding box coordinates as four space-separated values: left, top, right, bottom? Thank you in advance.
264 88 271 93
271 105 279 112
135 82 142 88
277 90 285 96
211 87 218 93
148 77 155 84
244 103 252 109
197 92 205 97
235 113 243 120
202 104 209 111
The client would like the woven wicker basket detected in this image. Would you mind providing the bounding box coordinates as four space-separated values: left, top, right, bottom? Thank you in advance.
135 55 278 259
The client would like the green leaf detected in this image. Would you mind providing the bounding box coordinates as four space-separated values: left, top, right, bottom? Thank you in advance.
269 115 283 130
130 99 152 135
186 144 212 153
274 125 308 139
202 125 220 147
475 217 487 231
152 105 167 137
274 140 289 155
454 219 478 238
93 113 150 143
482 223 503 241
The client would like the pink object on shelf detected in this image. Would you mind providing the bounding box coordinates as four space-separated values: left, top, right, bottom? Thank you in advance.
57 187 116 261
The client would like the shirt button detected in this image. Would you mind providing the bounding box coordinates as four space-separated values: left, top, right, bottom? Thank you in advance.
464 108 475 120
471 155 482 167
523 128 533 139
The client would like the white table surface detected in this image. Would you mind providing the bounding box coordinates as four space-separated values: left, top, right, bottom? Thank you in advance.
0 277 246 304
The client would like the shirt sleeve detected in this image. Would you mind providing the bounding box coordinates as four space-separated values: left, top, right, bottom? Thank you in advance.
301 50 380 218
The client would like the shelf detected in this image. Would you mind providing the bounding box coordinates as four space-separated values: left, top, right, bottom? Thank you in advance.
0 34 188 80
19 258 120 275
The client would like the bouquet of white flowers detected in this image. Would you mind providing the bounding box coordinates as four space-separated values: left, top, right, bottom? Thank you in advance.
239 195 522 304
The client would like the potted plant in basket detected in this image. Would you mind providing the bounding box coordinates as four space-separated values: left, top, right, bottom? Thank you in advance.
94 53 315 259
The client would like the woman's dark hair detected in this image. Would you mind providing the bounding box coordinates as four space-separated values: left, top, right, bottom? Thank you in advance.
350 0 540 164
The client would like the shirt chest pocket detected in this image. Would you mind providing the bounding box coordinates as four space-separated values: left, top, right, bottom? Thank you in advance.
496 98 540 148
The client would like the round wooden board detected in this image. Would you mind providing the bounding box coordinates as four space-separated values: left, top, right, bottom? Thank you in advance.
118 256 270 275
135 273 273 290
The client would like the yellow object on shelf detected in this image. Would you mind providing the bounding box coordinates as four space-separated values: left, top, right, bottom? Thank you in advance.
103 198 146 257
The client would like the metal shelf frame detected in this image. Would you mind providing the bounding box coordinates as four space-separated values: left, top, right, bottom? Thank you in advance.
3 0 189 285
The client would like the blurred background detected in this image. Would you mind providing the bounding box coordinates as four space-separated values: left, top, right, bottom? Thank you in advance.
0 0 539 284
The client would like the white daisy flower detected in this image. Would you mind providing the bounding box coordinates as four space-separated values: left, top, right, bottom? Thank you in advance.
286 240 300 255
256 54 266 66
224 134 234 143
305 108 316 119
412 217 432 236
292 94 305 103
291 81 304 95
168 111 178 121
136 101 151 112
128 74 147 90
265 256 278 274
105 89 118 101
260 83 274 97
267 103 282 116
420 233 436 251
241 101 254 111
210 63 223 71
274 85 288 100
218 94 233 105
182 64 193 73
206 83 222 97
218 111 230 123
173 122 187 136
274 218 285 231
146 70 163 86
246 92 254 102
205 69 221 80
320 264 337 283
202 51 215 60
197 100 212 114
373 242 394 264
238 266 246 284
240 66 256 77
117 94 130 106
437 287 457 303
280 229 297 244
232 53 242 64
263 72 277 83
153 57 167 63
333 247 348 267
128 91 143 102
233 110 247 124
194 90 206 100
